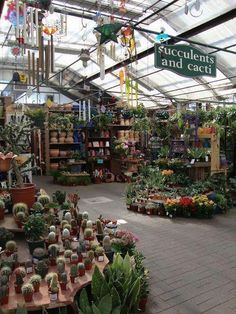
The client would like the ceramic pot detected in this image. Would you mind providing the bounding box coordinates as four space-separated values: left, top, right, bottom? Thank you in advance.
50 149 60 157
125 119 130 126
65 136 74 143
78 269 85 276
59 151 67 157
67 131 73 137
50 131 58 137
64 104 72 111
59 137 65 143
50 137 58 144
59 131 67 137
11 183 36 208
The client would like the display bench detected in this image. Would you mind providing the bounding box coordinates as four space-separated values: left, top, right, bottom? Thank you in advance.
1 258 108 313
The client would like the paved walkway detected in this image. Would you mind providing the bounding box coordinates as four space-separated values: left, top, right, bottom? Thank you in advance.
28 177 236 313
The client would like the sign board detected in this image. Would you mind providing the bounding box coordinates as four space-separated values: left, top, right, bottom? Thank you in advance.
154 44 216 78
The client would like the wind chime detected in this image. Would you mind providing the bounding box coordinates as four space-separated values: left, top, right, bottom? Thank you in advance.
119 66 138 108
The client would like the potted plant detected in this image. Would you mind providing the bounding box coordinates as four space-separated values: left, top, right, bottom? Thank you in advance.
48 244 60 266
102 235 114 264
59 272 68 291
45 272 53 288
77 263 85 276
13 202 28 228
84 228 94 241
38 194 51 207
87 250 94 262
45 231 57 248
0 199 5 220
24 214 47 255
70 253 78 265
35 260 49 279
15 211 26 228
0 227 14 250
0 284 9 305
29 274 41 293
95 219 104 243
14 267 26 294
25 108 46 128
0 121 37 208
32 247 46 263
70 265 78 283
5 240 17 257
0 266 12 279
31 202 44 214
52 190 66 205
21 283 34 302
49 273 59 301
84 258 92 271
95 246 105 262
64 249 72 263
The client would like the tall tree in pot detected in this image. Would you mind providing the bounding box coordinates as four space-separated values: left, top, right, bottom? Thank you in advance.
0 120 37 208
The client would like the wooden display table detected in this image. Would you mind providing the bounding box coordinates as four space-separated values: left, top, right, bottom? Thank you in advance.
2 257 108 313
0 215 24 233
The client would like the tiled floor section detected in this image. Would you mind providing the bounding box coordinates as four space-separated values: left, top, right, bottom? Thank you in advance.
17 177 236 313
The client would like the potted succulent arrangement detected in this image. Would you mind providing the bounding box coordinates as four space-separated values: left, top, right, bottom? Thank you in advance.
0 121 37 208
102 235 114 264
49 273 59 301
59 272 68 291
14 267 26 294
24 214 47 255
29 274 42 293
70 265 78 283
35 260 49 279
64 249 72 263
13 202 28 228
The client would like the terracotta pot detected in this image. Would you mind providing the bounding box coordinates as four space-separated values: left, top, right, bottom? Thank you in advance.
50 137 58 144
67 131 73 137
11 183 35 208
50 131 58 137
71 258 78 265
50 163 59 171
0 295 9 305
15 219 23 229
70 275 76 283
33 282 40 293
15 284 22 294
50 258 57 266
64 104 72 111
60 282 67 290
85 263 92 271
59 150 67 157
0 208 4 220
78 255 83 262
139 298 148 312
50 149 60 157
0 158 12 172
65 136 74 143
59 137 65 143
78 269 85 276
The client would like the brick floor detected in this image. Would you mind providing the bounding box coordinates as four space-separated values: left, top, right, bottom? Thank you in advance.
17 177 236 314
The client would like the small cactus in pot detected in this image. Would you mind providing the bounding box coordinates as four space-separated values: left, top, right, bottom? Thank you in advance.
29 274 41 293
64 212 72 223
15 211 26 228
45 272 54 288
84 258 92 271
31 202 44 214
96 219 104 243
0 285 9 305
38 194 50 207
64 249 72 263
102 235 114 263
0 266 12 279
49 273 59 301
49 225 56 233
5 240 17 256
70 253 78 265
70 219 78 236
86 220 93 229
48 244 59 266
95 246 105 262
82 211 89 220
59 272 68 290
84 228 94 241
13 202 28 216
77 263 85 276
32 247 46 263
21 283 34 302
62 228 71 240
35 260 49 279
81 219 87 232
63 239 71 250
87 250 94 262
70 265 77 283
14 267 26 293
46 231 57 249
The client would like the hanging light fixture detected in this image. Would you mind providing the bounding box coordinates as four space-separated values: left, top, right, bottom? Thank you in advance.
80 49 90 67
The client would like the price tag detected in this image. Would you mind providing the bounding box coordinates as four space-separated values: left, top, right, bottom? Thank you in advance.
33 258 38 264
205 156 209 162
98 256 104 262
97 159 103 164
26 267 33 274
190 159 195 164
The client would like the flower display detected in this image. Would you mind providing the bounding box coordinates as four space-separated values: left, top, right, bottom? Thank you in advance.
111 230 139 256
114 140 129 157
161 169 174 176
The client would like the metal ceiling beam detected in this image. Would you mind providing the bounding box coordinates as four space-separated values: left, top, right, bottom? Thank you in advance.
78 8 236 87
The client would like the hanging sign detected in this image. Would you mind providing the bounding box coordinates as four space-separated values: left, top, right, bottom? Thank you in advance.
154 44 216 78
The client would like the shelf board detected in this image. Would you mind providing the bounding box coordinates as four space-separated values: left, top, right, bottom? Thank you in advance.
108 124 131 128
49 110 80 113
88 137 110 140
49 128 85 131
88 156 111 160
50 156 73 159
87 146 110 149
49 142 82 145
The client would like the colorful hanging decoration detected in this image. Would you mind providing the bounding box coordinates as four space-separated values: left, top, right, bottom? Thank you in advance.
155 32 170 43
95 23 122 45
119 69 125 98
11 46 21 56
119 0 127 13
5 0 25 27
42 13 60 36
120 26 137 59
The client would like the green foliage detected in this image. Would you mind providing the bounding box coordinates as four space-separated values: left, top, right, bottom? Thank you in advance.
24 214 47 241
52 191 66 205
92 113 113 131
25 108 46 128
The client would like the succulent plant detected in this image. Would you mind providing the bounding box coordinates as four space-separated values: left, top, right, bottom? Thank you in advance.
84 258 92 267
64 212 72 223
64 239 71 250
29 274 41 285
82 211 89 220
71 253 78 262
57 262 65 274
45 272 54 285
62 228 70 239
21 283 34 295
16 211 26 222
61 202 71 211
77 263 85 270
13 203 28 216
61 220 68 228
48 231 56 242
60 272 67 283
95 246 105 256
70 265 77 277
14 267 26 285
38 195 50 206
6 240 17 252
32 202 44 212
96 219 104 235
63 223 72 231
33 247 46 259
49 225 56 233
87 250 94 261
56 257 65 265
48 244 59 258
102 235 111 252
49 273 59 293
86 220 93 229
0 275 9 286
64 249 72 259
35 260 49 279
84 228 93 238
90 241 98 251
0 266 12 278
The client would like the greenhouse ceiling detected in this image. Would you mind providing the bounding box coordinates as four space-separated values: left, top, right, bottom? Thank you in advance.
0 0 236 107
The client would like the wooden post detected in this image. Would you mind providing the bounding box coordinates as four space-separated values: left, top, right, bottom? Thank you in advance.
27 51 31 85
32 52 35 86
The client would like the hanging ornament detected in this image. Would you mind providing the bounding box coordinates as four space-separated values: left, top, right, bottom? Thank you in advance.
80 49 90 67
94 23 122 45
5 0 25 27
11 46 21 56
120 26 136 59
119 0 127 13
119 69 125 98
155 28 170 43
42 13 60 36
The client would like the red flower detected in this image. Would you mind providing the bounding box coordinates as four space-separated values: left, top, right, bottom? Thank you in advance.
179 197 192 207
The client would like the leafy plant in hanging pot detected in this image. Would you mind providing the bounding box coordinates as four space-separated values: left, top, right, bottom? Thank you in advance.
23 214 47 255
0 121 37 208
25 108 46 129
